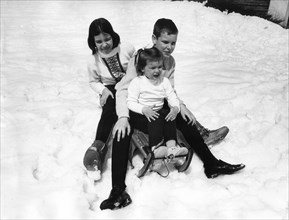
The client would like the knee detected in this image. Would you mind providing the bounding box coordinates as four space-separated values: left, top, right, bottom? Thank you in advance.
105 96 115 106
102 98 116 113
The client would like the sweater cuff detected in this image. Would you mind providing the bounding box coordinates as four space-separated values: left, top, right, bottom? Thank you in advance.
89 82 106 95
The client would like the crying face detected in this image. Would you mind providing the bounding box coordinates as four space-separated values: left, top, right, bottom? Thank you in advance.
143 60 163 81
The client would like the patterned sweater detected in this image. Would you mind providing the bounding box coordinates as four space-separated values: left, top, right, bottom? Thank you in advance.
87 42 135 95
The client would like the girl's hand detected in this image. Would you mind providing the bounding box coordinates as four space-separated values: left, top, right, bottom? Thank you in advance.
165 106 179 121
142 106 159 122
100 87 114 106
180 104 196 125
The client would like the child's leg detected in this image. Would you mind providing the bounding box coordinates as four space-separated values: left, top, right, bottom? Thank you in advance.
162 109 177 146
129 111 149 133
95 85 117 143
147 111 165 147
83 85 117 173
162 109 188 157
146 110 168 158
130 110 164 147
130 110 167 158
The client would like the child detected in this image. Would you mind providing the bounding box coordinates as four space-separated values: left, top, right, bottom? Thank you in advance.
127 47 188 158
83 18 135 174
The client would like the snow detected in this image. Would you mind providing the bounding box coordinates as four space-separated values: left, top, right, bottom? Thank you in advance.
1 0 288 219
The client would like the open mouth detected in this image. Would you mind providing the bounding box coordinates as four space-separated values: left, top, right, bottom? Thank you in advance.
153 73 160 78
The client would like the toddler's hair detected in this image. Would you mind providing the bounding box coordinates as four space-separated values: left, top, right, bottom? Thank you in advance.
135 47 163 75
87 18 120 54
153 18 178 38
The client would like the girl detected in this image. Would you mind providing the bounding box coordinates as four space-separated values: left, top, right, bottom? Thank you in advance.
127 47 188 158
83 18 135 174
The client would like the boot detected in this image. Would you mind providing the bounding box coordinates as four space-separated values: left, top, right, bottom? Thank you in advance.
83 140 108 172
195 121 229 146
167 145 188 157
100 186 132 210
204 159 245 178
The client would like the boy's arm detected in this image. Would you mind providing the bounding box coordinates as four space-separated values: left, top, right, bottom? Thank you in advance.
127 78 144 114
115 57 138 118
165 58 185 106
166 57 195 124
166 65 175 88
164 78 180 112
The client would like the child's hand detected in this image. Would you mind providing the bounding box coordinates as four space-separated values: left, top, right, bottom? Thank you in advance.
165 106 179 121
100 88 114 106
142 106 159 122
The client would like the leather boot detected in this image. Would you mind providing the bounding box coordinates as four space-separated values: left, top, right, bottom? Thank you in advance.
100 186 132 210
195 121 229 146
204 159 245 178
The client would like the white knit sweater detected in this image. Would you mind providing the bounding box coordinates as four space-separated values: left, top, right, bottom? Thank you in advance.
127 75 180 115
115 50 183 118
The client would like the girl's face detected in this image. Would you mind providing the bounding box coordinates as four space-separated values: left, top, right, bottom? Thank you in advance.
94 33 113 54
143 60 163 81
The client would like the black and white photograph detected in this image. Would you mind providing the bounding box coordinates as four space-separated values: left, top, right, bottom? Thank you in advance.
1 0 288 219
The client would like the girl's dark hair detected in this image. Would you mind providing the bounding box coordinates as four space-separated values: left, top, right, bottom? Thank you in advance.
87 18 120 54
153 18 178 38
135 47 163 75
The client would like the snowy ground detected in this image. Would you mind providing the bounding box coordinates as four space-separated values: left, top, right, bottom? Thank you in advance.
1 1 288 219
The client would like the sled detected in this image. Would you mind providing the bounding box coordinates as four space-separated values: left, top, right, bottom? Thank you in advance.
129 129 194 178
84 127 193 179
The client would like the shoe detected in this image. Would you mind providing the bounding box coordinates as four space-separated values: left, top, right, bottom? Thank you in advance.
200 126 230 146
150 160 163 171
83 140 108 173
167 145 188 157
153 145 168 158
204 160 245 178
100 187 132 210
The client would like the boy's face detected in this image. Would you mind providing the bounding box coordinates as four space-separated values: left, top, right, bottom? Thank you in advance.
152 32 178 57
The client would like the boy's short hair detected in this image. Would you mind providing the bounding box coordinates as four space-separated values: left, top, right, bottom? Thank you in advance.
153 18 178 38
135 47 163 75
87 18 120 54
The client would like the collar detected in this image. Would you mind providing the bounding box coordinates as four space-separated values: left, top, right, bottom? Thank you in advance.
98 44 120 58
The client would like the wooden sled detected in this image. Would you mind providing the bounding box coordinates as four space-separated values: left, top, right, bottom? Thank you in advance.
129 129 194 178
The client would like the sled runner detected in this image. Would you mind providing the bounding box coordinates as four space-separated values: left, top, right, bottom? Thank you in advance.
129 129 194 178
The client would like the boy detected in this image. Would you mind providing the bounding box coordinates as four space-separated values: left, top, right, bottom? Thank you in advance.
99 18 245 210
113 19 228 143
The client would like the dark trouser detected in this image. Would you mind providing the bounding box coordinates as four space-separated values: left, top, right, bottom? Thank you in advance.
130 109 176 147
111 104 218 190
95 85 118 143
175 114 217 166
112 132 132 190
